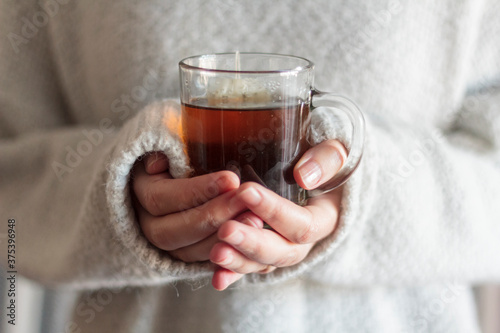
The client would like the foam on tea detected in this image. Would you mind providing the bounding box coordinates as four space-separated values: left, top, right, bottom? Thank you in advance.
206 51 274 107
206 77 273 107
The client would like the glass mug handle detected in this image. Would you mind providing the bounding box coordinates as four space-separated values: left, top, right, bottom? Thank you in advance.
306 89 365 197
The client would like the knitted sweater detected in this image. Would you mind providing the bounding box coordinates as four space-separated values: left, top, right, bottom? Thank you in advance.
1 0 499 332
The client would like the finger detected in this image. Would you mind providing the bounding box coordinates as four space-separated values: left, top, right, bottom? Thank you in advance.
133 162 240 216
294 139 347 190
143 152 169 175
229 183 341 244
139 190 248 251
212 221 313 270
212 266 243 291
168 233 219 262
234 211 264 229
210 241 270 274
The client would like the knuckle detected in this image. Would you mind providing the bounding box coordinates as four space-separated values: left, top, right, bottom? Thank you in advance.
146 225 175 251
205 176 222 197
275 244 312 268
261 201 283 222
232 258 249 273
143 187 162 216
183 179 207 207
295 219 318 244
200 208 219 232
274 248 300 267
245 233 264 259
177 186 192 208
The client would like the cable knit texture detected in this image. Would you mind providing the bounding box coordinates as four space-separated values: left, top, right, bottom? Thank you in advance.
1 0 499 332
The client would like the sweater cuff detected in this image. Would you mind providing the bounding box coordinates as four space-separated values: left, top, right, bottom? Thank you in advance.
105 99 213 281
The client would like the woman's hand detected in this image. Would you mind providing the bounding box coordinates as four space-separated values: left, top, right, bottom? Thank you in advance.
131 152 250 262
210 139 347 290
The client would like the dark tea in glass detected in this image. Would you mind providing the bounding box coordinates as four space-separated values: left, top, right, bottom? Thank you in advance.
182 99 310 204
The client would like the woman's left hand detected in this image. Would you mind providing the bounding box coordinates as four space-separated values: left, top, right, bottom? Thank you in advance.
210 139 347 290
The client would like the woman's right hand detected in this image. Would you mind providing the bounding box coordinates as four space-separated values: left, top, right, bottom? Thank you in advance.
131 152 254 262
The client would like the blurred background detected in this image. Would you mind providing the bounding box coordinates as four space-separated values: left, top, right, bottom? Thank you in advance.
1 270 499 332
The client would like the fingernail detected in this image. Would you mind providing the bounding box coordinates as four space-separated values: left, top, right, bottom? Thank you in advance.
216 252 233 266
146 156 157 170
298 159 322 188
241 216 264 229
225 230 244 245
239 187 262 205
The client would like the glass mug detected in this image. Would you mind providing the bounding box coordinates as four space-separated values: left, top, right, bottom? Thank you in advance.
179 52 364 205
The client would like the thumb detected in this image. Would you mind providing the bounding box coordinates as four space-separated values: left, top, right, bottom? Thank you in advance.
293 139 347 190
143 151 169 175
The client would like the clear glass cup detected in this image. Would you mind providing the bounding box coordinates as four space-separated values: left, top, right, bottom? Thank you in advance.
179 52 364 205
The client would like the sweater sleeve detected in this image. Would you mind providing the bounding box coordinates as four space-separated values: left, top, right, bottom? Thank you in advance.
314 86 500 286
0 100 220 289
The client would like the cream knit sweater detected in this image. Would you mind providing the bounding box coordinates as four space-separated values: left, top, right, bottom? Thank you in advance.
1 1 500 332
